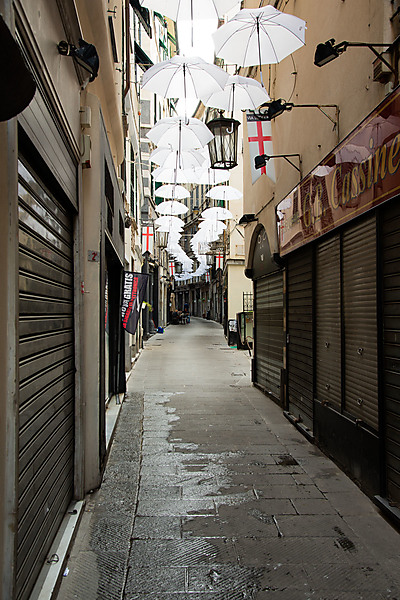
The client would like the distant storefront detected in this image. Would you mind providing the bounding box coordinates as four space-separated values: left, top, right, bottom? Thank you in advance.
277 86 400 514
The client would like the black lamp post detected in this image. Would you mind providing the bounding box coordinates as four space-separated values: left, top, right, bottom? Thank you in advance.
206 113 240 170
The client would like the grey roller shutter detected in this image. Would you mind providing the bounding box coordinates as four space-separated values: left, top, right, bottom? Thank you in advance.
287 246 313 429
382 201 400 504
316 234 341 410
342 215 378 430
17 159 75 600
254 272 284 400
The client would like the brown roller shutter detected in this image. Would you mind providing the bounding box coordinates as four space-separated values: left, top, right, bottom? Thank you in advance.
254 272 284 400
17 159 75 600
316 234 341 410
342 215 378 430
287 245 313 429
382 200 400 504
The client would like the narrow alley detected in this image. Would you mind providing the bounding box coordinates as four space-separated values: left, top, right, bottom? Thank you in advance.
58 319 400 600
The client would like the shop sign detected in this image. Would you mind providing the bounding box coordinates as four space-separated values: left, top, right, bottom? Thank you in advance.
277 87 400 256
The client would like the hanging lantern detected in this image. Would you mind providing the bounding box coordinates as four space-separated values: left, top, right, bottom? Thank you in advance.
206 113 240 170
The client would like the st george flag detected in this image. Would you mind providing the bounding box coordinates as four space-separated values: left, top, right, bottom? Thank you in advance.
142 225 154 255
215 254 224 270
246 112 276 185
121 272 149 335
168 260 175 277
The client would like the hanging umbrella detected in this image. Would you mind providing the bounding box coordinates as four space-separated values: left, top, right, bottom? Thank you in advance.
147 117 214 150
156 200 189 215
206 185 242 201
155 184 190 199
202 75 270 112
157 223 184 233
139 0 240 23
150 147 206 169
141 55 229 100
154 215 185 228
195 167 230 185
201 206 233 220
152 166 198 184
212 6 306 81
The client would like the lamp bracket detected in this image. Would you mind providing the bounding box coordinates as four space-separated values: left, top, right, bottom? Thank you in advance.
330 38 400 83
256 154 302 177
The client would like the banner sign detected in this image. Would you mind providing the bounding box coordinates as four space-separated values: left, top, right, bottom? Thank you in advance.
246 112 276 184
277 87 400 256
121 271 149 335
215 254 224 270
142 225 154 255
168 260 175 276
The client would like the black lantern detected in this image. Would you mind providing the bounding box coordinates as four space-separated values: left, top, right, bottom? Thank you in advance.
206 113 240 170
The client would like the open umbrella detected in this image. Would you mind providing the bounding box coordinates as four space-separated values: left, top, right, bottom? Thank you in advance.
139 0 240 22
206 185 242 201
156 200 189 216
195 167 230 185
201 206 233 220
212 6 306 83
155 184 190 200
152 166 198 184
150 147 206 169
202 75 270 112
141 55 228 100
155 215 185 228
147 117 214 150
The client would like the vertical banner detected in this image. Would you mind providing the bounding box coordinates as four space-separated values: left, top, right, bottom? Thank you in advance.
142 225 154 255
215 254 224 270
205 272 210 283
246 112 275 184
168 260 175 277
121 271 149 335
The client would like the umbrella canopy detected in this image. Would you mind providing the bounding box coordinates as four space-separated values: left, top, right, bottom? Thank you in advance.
141 55 229 100
201 206 233 220
139 0 240 22
202 75 270 112
154 215 185 228
156 200 189 216
195 167 230 185
212 6 306 68
156 223 184 233
206 185 242 201
155 184 190 200
150 147 206 169
147 117 214 150
152 166 198 184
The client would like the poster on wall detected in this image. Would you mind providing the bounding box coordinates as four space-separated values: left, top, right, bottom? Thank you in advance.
121 271 149 335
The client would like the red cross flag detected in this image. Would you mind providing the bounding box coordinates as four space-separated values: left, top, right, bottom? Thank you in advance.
142 225 154 255
246 112 275 185
205 272 210 283
215 254 224 270
169 260 175 276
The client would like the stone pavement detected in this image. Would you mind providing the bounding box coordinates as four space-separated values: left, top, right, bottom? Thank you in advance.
57 318 400 600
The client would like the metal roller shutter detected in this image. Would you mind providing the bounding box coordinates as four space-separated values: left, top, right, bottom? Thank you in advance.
342 215 378 430
382 201 400 504
254 272 284 400
287 246 313 429
17 159 75 600
316 234 341 410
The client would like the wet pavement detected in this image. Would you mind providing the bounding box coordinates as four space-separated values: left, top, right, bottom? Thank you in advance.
57 318 400 600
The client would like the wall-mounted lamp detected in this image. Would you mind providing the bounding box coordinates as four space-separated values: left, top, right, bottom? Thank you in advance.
206 112 241 169
257 98 339 131
238 214 258 225
314 38 398 83
255 154 302 176
58 38 99 82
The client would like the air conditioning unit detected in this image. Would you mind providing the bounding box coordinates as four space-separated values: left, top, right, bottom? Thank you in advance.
373 54 392 83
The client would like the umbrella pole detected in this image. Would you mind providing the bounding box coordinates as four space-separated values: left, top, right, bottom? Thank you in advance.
256 17 265 88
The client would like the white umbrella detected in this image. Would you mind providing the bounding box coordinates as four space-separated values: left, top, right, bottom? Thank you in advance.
152 166 198 184
206 185 242 201
156 200 189 216
139 0 240 22
201 206 233 220
156 223 184 233
202 75 270 112
213 6 306 81
150 147 206 169
154 215 185 228
195 167 230 185
155 184 190 199
147 117 213 150
141 55 229 100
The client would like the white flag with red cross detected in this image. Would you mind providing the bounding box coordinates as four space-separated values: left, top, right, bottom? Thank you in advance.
169 260 175 277
246 112 276 185
215 254 224 270
205 272 210 283
142 225 154 255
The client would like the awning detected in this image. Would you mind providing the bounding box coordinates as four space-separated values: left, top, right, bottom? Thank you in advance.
130 0 152 38
134 42 153 71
